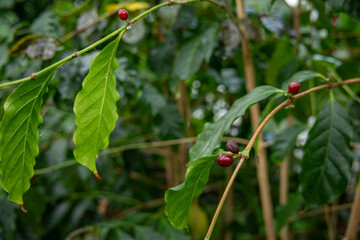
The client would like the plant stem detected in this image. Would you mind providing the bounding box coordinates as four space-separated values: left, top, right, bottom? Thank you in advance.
245 99 291 151
288 202 353 222
0 28 127 88
34 160 77 175
205 156 246 240
205 78 360 239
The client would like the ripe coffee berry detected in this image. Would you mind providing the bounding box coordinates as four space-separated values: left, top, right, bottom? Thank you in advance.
118 9 129 21
217 153 234 167
288 81 301 94
226 140 239 154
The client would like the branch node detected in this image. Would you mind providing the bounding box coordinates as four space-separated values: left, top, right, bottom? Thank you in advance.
73 52 79 58
30 73 36 80
168 0 174 6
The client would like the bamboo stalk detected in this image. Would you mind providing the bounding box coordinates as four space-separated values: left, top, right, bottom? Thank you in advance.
343 178 360 240
235 1 276 239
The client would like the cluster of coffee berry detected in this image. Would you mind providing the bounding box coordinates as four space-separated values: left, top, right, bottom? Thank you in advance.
217 82 301 167
217 140 239 167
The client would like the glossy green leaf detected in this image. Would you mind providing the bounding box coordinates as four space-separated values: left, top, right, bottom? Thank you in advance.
281 70 326 90
0 70 55 204
190 86 280 162
165 154 217 229
300 98 353 206
271 124 306 163
73 35 122 173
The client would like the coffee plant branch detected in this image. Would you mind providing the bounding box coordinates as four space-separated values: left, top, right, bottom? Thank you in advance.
205 77 360 240
0 0 227 89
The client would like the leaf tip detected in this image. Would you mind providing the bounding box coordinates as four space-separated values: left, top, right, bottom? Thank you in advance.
94 172 102 180
20 204 27 213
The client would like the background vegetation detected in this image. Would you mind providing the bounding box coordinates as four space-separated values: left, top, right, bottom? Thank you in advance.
0 0 360 239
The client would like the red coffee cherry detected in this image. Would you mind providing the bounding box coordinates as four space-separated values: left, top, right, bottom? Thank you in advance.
118 9 129 21
226 140 239 154
288 81 301 94
217 153 234 167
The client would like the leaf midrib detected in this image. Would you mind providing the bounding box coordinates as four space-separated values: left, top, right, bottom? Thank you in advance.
94 39 119 154
309 100 334 202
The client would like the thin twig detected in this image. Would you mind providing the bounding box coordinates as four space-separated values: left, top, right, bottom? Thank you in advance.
112 198 165 219
61 10 117 43
288 203 353 222
205 156 246 240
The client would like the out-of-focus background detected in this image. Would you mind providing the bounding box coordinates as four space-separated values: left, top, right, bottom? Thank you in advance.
0 0 360 239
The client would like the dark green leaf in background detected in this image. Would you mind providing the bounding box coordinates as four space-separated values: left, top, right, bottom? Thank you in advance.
73 35 122 174
148 43 175 77
0 70 55 204
190 86 280 162
142 85 166 115
0 198 16 238
275 193 303 233
30 11 64 39
135 226 167 240
271 124 306 163
157 103 184 140
300 97 353 206
265 40 295 86
171 26 219 89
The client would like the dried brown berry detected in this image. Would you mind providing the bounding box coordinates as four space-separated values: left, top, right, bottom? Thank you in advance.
226 140 239 154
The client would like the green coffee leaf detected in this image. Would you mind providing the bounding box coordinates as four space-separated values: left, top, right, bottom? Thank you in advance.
171 26 219 89
73 35 122 174
190 86 280 162
0 70 55 204
271 124 306 163
281 70 326 90
165 154 217 229
300 98 353 206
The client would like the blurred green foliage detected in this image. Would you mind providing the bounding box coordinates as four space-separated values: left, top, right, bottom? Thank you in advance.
0 0 360 239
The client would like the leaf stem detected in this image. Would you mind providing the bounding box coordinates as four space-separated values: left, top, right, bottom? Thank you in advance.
205 78 360 239
205 156 246 240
